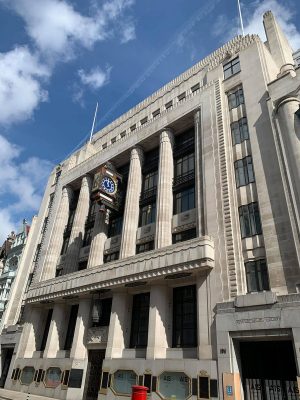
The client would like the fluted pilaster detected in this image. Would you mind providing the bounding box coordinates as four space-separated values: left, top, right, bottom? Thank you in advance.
194 109 207 236
155 129 174 248
119 147 143 258
87 203 108 268
41 186 73 281
64 175 92 274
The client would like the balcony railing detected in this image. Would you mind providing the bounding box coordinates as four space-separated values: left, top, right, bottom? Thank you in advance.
173 171 195 187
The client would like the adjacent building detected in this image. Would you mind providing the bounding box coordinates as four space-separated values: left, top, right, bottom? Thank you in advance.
0 220 30 321
1 10 300 400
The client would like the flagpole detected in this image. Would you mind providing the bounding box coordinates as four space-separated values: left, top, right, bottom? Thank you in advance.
237 0 245 36
89 102 98 143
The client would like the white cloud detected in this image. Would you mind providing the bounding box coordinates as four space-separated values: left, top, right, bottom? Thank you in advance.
120 20 136 43
1 0 136 61
212 0 300 51
0 134 53 243
78 66 111 90
0 46 49 125
0 0 136 125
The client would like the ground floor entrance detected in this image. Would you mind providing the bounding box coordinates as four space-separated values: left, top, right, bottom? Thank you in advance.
84 350 106 400
0 347 13 388
239 340 299 400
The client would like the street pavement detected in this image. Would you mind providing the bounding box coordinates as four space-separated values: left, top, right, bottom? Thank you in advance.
0 389 55 400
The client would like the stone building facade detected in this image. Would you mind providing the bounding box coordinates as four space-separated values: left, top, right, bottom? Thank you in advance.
1 11 300 400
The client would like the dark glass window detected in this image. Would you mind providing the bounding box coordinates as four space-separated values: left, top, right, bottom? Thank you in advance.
60 236 70 255
174 129 194 153
78 260 87 270
108 216 123 237
173 285 197 348
39 309 53 351
64 304 79 351
136 241 154 254
239 202 262 238
48 193 54 209
223 57 240 79
104 252 119 263
143 171 158 195
41 217 48 235
92 298 112 327
130 293 150 348
245 259 270 292
83 226 93 247
33 244 41 263
231 117 249 145
172 228 196 244
139 203 156 226
174 187 195 214
174 153 195 182
234 156 255 187
228 88 244 110
54 170 61 185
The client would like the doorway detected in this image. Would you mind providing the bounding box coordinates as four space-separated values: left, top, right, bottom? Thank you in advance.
84 350 105 400
239 340 299 400
0 347 13 388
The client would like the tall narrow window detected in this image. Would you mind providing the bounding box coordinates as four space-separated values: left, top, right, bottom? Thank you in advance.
92 298 112 327
231 117 249 145
245 259 269 292
239 202 262 238
174 153 195 185
39 309 53 351
64 304 79 351
108 216 123 237
139 203 156 226
223 57 240 79
174 187 195 214
228 88 244 109
136 241 154 254
130 293 150 348
234 156 255 187
83 226 93 247
173 285 197 348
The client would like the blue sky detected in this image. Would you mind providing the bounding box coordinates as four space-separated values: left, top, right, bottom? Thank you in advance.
0 0 300 242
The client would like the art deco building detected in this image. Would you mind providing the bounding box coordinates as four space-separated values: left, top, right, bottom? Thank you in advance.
1 10 300 400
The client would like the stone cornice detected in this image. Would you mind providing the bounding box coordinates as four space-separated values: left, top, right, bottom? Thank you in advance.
26 237 214 303
90 35 259 142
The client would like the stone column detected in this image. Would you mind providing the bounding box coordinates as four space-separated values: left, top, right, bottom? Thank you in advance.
106 291 130 358
277 98 300 210
155 129 174 249
146 285 170 359
194 109 207 237
17 305 42 358
87 204 107 268
70 299 91 359
197 272 212 359
41 186 73 281
43 303 68 358
64 175 92 274
119 147 143 258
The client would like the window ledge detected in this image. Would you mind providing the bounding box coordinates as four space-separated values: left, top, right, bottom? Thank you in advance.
234 291 277 308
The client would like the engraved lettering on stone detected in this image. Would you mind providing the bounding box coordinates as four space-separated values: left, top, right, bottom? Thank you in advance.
236 316 280 324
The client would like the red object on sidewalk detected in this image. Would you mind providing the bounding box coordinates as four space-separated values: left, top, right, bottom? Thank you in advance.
132 385 148 400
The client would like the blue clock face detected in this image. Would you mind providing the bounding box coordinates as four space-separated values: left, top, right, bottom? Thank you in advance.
101 176 116 194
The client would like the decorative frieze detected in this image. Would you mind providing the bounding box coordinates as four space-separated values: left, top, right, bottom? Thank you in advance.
86 326 109 345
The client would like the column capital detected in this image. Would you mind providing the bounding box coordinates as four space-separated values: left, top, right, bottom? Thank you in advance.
276 96 300 113
130 145 144 164
160 128 174 146
62 185 73 195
